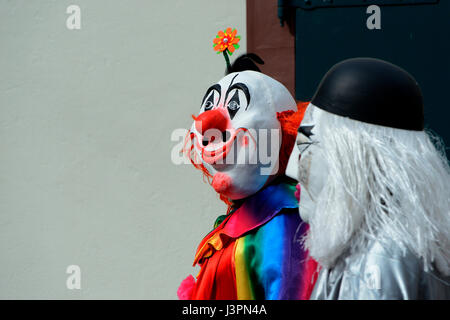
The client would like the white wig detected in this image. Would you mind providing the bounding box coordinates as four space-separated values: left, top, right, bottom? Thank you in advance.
304 107 450 276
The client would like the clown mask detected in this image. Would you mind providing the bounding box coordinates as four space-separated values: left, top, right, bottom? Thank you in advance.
186 71 298 200
295 104 329 222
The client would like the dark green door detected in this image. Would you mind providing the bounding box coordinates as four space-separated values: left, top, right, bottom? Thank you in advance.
279 0 449 157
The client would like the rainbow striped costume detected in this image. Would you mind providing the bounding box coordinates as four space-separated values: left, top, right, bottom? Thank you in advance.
189 177 317 300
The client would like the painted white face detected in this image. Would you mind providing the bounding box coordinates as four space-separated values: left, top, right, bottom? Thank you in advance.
296 104 329 222
189 71 296 200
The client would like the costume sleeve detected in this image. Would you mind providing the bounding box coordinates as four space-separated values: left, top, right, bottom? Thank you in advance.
312 242 423 300
240 209 307 300
354 249 422 300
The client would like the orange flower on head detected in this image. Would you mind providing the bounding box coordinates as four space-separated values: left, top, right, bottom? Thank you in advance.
213 27 240 55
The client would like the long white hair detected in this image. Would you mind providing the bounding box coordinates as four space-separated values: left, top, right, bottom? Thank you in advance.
304 107 450 276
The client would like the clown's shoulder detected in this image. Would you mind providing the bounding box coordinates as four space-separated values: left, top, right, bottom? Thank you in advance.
310 236 450 300
229 177 311 300
238 210 305 300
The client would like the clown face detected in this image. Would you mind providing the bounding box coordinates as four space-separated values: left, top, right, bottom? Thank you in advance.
296 104 329 222
188 71 297 200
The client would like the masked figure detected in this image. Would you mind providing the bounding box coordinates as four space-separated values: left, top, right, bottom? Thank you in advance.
296 58 450 299
178 54 317 300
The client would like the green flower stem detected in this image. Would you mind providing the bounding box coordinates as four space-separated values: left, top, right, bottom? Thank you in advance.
223 50 231 72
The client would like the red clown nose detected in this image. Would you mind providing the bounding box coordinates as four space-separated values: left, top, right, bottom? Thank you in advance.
193 108 229 135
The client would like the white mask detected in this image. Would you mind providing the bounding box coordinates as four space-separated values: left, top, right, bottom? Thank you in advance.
296 104 329 222
188 71 297 200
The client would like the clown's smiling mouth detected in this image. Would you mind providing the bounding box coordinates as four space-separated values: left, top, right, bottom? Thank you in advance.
202 130 231 147
191 128 253 166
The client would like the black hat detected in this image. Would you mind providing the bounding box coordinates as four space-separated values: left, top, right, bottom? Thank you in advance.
311 58 424 131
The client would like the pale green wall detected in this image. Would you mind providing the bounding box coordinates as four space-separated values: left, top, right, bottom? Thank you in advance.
0 0 246 299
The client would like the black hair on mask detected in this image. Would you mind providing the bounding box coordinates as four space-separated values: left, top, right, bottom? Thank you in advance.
226 53 264 75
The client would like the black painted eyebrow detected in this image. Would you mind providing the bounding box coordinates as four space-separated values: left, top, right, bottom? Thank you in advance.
226 83 251 110
201 84 221 105
298 125 315 138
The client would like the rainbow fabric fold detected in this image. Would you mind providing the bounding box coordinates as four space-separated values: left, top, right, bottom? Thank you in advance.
186 177 318 300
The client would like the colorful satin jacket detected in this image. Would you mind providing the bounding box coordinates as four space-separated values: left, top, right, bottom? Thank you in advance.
190 177 317 300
